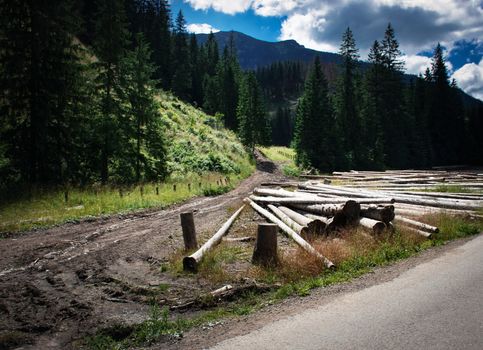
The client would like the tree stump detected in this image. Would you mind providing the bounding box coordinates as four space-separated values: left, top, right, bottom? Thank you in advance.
180 212 198 250
252 223 278 267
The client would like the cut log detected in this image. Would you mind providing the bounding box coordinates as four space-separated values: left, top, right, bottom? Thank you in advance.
394 216 439 233
360 205 395 224
267 204 309 238
397 224 432 238
290 200 361 224
224 236 255 242
183 205 245 272
249 195 394 205
278 206 327 235
252 223 278 267
180 212 198 250
359 217 387 235
304 213 339 232
247 198 335 269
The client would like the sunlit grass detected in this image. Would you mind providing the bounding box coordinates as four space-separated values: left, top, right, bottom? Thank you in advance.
258 146 301 177
0 168 254 234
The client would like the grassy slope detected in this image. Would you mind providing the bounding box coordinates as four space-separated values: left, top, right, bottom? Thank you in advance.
0 93 254 233
258 146 300 177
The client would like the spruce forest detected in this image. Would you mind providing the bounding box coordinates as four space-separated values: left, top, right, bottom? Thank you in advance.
1 0 482 197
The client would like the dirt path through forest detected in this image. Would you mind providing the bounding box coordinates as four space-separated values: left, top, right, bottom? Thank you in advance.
0 152 285 349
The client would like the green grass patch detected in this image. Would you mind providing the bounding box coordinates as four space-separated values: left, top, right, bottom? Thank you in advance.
0 170 254 234
258 146 302 178
423 184 478 193
1 91 255 234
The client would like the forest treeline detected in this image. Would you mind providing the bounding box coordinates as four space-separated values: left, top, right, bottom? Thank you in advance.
263 26 482 171
0 0 269 193
1 1 481 194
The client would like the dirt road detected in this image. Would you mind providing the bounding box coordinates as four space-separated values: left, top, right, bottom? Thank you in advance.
0 153 285 349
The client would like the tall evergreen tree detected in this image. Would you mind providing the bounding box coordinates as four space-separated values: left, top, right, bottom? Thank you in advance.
189 34 204 106
218 37 241 130
427 43 464 165
93 0 130 183
335 27 361 168
379 23 408 168
360 40 385 169
293 57 337 171
237 72 270 150
171 10 191 100
122 34 167 182
0 0 87 185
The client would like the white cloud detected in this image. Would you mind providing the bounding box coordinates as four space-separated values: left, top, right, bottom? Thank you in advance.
451 59 483 101
403 55 432 75
184 0 252 15
187 23 220 34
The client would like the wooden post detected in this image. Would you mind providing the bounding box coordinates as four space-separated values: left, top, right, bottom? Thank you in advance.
119 188 123 198
173 184 176 192
252 223 278 267
188 183 191 192
64 190 69 203
156 186 159 195
140 186 144 197
199 182 202 188
180 212 198 250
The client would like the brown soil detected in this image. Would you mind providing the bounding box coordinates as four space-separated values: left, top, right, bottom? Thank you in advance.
0 151 286 349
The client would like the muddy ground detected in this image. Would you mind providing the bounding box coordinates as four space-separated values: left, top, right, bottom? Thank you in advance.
0 153 286 349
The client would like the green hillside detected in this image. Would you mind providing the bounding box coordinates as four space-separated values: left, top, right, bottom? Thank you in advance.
0 94 254 234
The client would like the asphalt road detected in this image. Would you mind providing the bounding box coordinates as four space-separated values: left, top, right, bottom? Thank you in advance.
211 234 483 350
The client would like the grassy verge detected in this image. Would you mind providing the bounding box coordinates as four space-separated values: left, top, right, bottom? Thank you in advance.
0 167 254 234
85 212 482 349
258 146 301 177
421 184 482 194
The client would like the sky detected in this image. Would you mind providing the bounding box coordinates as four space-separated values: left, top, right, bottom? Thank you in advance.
170 0 483 101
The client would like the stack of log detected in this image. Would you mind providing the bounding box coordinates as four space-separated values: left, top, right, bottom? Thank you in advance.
249 171 482 265
182 170 482 272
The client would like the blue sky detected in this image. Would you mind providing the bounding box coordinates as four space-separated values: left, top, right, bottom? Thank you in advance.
170 0 483 100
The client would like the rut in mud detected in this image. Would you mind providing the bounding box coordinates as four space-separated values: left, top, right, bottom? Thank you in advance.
0 152 286 349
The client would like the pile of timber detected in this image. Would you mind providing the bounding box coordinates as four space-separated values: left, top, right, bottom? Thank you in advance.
251 171 482 243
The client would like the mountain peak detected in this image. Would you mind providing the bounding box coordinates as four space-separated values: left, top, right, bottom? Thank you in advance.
196 31 341 69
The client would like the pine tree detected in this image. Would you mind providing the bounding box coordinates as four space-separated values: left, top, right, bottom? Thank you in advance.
171 10 191 100
293 57 337 171
237 72 270 151
379 23 408 168
93 0 130 183
360 40 385 169
335 27 361 168
0 0 88 185
427 43 464 165
218 37 241 130
189 34 203 106
122 34 167 182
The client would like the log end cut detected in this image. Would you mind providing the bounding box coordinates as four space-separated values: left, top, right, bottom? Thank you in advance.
183 256 198 272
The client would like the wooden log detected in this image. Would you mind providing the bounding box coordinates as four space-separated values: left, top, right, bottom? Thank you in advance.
394 216 439 233
278 206 327 234
253 187 317 198
183 205 245 272
359 217 387 235
224 236 255 242
247 199 335 269
398 224 432 238
304 213 339 232
180 212 198 250
252 223 278 267
267 204 309 238
361 205 395 224
249 195 394 205
290 201 361 224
